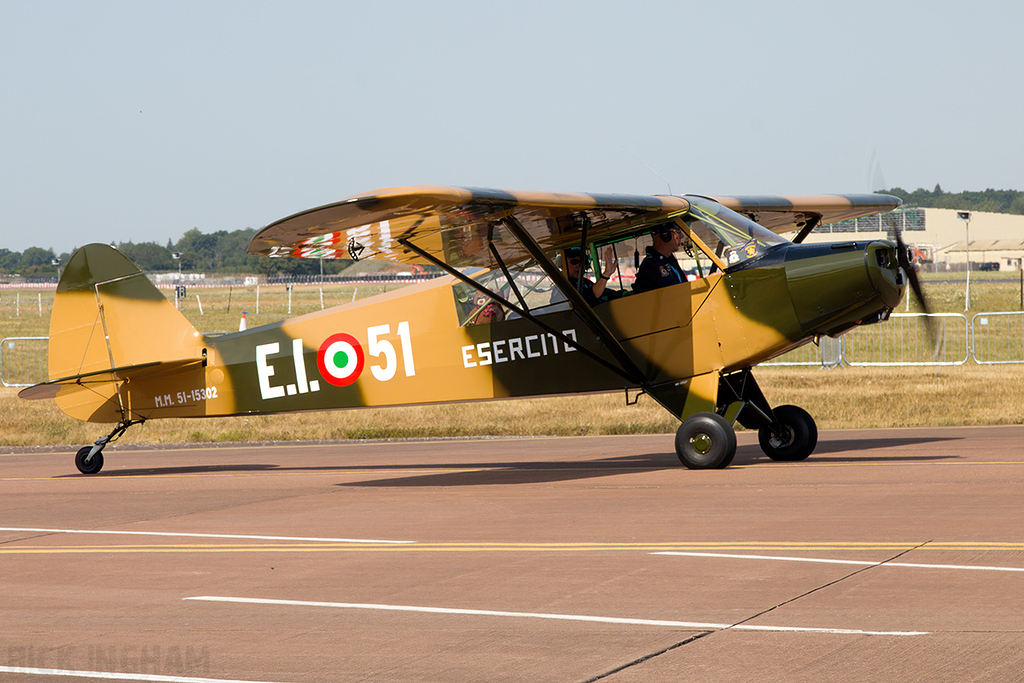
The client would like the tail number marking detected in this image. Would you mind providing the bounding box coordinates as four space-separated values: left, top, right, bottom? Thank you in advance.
257 322 416 400
367 322 416 382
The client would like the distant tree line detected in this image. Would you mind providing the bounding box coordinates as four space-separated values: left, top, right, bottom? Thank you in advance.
885 185 1024 215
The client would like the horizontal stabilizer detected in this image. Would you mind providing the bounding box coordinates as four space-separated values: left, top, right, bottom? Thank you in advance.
18 358 204 401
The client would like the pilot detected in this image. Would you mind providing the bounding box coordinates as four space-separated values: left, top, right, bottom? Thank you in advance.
633 224 688 293
551 246 617 306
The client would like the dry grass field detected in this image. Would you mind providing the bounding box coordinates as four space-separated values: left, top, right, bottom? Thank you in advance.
2 273 1023 448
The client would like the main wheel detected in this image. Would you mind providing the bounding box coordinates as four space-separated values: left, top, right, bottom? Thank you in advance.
675 412 737 469
75 446 104 475
758 405 817 462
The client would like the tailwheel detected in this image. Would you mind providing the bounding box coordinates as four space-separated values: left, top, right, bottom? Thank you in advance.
758 405 817 462
75 446 104 475
675 412 737 469
73 418 144 475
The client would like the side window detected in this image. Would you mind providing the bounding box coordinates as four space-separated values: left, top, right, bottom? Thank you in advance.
452 264 560 326
450 246 634 326
454 280 508 326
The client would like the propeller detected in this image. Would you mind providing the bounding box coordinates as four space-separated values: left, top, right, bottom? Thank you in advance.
893 228 938 351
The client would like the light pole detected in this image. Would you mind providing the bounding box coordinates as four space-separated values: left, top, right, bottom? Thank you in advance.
172 252 182 310
957 211 971 310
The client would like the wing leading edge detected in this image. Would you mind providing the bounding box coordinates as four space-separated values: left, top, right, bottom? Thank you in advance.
714 194 903 235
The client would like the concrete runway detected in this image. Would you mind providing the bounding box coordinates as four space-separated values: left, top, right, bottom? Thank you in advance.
2 426 1024 682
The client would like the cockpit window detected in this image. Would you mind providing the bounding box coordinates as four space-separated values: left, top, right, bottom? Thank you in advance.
451 247 630 326
448 197 788 324
682 196 790 268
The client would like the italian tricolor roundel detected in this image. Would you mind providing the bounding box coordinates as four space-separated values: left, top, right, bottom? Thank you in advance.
317 333 365 387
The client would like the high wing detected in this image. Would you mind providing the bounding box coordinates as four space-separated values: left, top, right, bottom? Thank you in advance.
248 185 690 270
713 194 903 242
247 186 903 268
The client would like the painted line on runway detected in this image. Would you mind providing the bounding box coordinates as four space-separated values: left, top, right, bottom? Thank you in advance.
183 596 927 636
0 665 289 682
4 535 1024 556
0 527 414 545
0 544 420 554
652 551 1024 573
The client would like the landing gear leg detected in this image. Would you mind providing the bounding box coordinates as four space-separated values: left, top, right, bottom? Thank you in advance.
74 419 144 475
718 369 818 462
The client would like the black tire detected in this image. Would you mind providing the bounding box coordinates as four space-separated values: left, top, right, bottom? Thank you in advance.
75 446 104 475
675 412 737 469
758 405 817 462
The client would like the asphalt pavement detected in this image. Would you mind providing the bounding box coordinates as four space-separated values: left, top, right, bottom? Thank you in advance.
2 427 1023 682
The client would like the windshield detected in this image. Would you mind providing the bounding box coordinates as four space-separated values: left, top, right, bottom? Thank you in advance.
682 196 790 268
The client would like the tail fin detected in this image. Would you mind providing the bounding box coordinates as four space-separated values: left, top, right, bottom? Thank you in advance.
48 244 204 380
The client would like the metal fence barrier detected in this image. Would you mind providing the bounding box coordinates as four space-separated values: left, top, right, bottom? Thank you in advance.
972 312 1024 364
765 336 843 368
763 311 1019 368
843 313 970 367
1 337 48 387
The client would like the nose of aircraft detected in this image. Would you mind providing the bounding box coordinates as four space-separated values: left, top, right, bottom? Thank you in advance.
864 239 907 309
783 240 906 335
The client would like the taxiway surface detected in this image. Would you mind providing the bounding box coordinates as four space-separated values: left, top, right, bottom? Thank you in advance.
2 426 1023 682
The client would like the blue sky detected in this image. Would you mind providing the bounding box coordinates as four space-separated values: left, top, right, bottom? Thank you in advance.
2 0 1022 253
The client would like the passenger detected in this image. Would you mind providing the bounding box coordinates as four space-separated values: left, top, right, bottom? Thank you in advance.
551 246 617 307
633 224 688 293
468 290 505 324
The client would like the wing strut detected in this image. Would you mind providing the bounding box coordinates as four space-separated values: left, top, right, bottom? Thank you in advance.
487 240 529 312
498 216 647 386
396 238 641 384
792 216 821 244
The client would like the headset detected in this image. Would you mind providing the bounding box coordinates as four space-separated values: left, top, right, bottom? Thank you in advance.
656 224 675 242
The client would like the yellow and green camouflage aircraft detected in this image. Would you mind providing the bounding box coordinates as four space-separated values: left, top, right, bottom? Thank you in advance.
20 185 921 474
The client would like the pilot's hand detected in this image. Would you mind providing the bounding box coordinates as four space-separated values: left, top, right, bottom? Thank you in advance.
601 247 616 278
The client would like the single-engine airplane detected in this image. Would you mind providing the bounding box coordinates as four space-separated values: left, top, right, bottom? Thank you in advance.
20 185 925 474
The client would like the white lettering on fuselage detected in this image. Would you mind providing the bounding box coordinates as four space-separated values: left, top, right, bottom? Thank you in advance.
461 329 578 369
256 339 323 401
256 324 415 401
153 386 219 408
